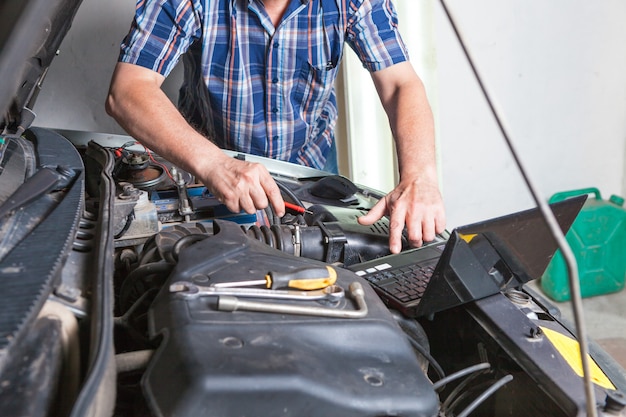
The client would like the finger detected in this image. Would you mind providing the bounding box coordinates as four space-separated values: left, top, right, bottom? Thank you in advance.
388 206 410 254
239 193 257 215
221 196 241 215
435 210 447 235
420 214 436 243
207 185 238 214
260 175 285 217
404 227 423 249
248 180 270 213
357 198 388 226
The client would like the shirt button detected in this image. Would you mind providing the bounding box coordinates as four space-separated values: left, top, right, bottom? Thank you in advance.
273 135 279 141
274 41 279 48
272 108 278 113
272 77 279 83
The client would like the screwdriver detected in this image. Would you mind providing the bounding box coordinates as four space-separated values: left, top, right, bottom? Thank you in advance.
213 265 337 290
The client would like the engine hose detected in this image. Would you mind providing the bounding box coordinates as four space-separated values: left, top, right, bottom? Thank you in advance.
116 349 155 373
171 234 209 262
271 224 285 251
246 224 264 241
119 261 173 312
242 224 327 261
261 224 276 248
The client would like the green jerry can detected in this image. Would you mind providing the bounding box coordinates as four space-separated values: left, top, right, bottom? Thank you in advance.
541 187 626 301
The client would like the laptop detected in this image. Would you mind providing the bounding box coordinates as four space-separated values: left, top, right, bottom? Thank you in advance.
348 195 587 317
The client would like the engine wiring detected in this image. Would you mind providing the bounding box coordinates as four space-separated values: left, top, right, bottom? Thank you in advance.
114 209 135 239
432 362 491 392
275 178 306 209
408 337 445 383
390 311 446 383
110 140 174 182
144 147 174 181
441 366 489 412
440 369 514 417
453 374 514 417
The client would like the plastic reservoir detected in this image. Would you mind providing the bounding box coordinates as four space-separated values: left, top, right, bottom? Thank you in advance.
541 188 626 301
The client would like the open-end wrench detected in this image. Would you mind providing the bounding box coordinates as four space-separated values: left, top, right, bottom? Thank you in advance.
169 281 345 302
216 282 368 319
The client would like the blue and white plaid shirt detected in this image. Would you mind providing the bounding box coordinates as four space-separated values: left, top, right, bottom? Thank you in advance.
120 0 409 169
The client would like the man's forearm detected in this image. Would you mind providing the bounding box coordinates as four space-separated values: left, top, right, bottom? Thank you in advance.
105 63 223 182
393 84 437 184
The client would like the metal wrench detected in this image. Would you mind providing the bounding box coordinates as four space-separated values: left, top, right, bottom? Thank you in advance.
169 281 345 302
217 282 368 319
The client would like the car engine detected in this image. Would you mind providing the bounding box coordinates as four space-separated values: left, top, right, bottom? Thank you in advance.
1 129 626 417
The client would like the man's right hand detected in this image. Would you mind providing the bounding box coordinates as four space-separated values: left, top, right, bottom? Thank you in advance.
198 152 285 216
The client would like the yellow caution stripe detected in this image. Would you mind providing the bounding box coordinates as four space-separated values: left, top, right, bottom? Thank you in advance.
540 326 615 390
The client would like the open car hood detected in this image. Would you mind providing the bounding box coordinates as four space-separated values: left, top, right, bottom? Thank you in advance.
0 0 82 136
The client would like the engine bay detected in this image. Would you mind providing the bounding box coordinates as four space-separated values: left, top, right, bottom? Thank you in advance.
104 136 439 416
1 129 626 417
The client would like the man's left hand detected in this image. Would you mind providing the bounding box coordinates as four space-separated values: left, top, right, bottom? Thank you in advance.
358 177 446 254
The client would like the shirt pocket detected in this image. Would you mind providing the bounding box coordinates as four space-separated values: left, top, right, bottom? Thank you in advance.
292 59 340 127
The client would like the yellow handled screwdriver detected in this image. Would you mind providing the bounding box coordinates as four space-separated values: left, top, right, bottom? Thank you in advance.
213 266 337 290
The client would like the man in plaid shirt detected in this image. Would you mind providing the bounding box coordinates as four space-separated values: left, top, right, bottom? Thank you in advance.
106 0 445 253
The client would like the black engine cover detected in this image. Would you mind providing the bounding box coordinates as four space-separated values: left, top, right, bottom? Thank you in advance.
144 220 437 417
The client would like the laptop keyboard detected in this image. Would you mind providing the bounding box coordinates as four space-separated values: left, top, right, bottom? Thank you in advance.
355 259 438 304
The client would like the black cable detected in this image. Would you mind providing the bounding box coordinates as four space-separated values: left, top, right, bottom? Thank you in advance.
407 337 445 383
432 362 491 391
171 233 209 262
455 374 514 417
276 179 306 208
138 245 159 266
114 288 160 346
446 379 491 415
442 368 490 412
262 206 279 226
391 310 431 349
274 180 311 227
119 261 173 312
122 261 172 285
390 311 446 385
114 210 135 239
137 235 159 265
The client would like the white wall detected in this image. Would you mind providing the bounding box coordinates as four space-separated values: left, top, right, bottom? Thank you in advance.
34 0 626 231
435 0 626 228
34 0 182 135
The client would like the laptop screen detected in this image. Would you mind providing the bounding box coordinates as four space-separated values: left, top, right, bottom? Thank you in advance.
457 195 587 285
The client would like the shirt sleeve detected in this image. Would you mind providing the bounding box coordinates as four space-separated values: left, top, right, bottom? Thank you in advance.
346 0 410 72
119 0 202 77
